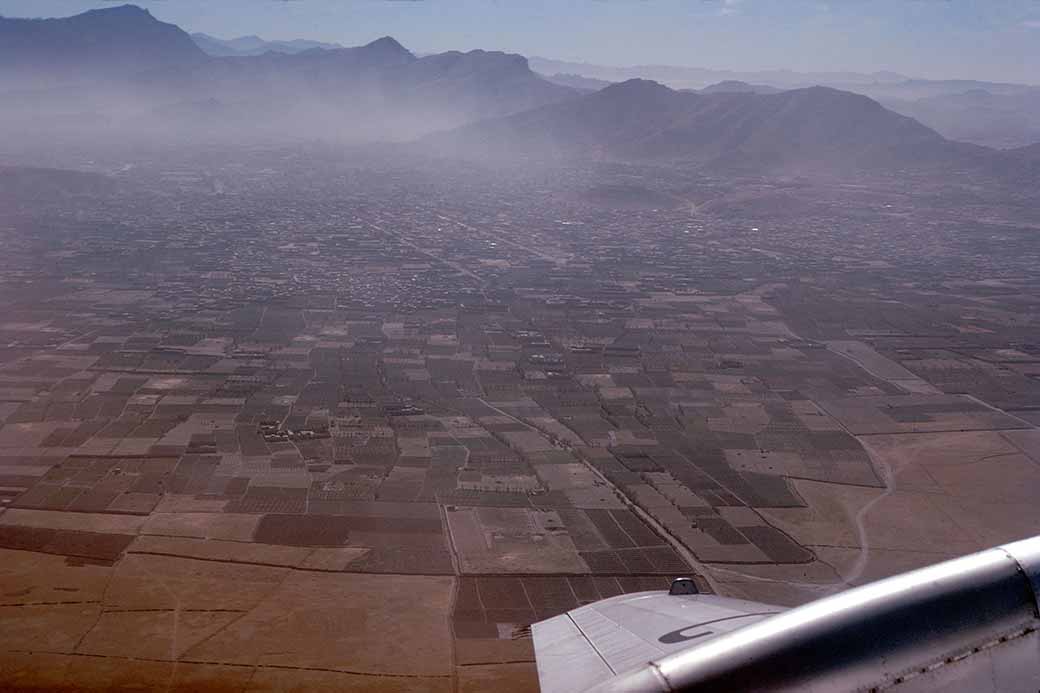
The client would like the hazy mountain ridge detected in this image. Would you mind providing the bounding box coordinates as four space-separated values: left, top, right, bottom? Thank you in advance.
539 73 615 92
1009 143 1040 162
528 56 1040 148
0 5 206 88
528 56 911 90
191 32 344 57
0 7 577 143
134 35 417 95
529 56 1037 99
0 4 1034 171
699 81 782 95
427 79 973 172
881 88 1040 150
132 40 576 141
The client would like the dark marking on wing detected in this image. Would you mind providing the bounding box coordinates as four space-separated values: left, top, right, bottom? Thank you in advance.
660 627 713 644
657 611 783 644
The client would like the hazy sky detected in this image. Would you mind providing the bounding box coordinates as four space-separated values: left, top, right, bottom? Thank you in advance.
2 0 1039 83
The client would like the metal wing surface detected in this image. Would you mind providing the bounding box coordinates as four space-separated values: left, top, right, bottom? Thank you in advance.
532 536 1040 693
531 591 783 692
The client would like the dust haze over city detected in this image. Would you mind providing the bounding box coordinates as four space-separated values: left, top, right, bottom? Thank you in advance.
0 1 1039 691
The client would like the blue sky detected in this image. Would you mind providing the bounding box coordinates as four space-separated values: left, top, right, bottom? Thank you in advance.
2 0 1038 83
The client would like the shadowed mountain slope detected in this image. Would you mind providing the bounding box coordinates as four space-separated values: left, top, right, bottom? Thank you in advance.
428 79 996 173
0 5 205 87
0 6 578 144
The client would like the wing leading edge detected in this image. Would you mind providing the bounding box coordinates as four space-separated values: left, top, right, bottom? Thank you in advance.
532 536 1040 692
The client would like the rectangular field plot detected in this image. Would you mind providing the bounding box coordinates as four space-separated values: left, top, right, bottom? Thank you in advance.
11 456 178 515
446 506 586 574
0 525 135 564
452 574 673 636
251 507 455 574
815 394 1026 435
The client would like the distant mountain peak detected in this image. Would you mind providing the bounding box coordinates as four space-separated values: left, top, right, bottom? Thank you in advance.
598 78 678 103
594 78 673 101
434 49 528 65
415 49 550 83
83 4 152 17
539 72 614 92
0 4 205 87
364 36 414 58
706 80 753 89
700 80 781 95
369 36 405 49
74 4 166 26
606 78 671 92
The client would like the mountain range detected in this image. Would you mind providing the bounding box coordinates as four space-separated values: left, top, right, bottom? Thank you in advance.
698 81 782 95
0 7 575 143
0 5 1037 180
427 79 994 174
882 88 1040 150
132 38 576 140
188 32 1040 150
528 57 1040 149
0 5 205 88
528 56 913 91
191 33 344 57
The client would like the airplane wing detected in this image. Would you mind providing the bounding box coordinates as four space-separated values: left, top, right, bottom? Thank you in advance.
532 536 1040 692
532 587 783 692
